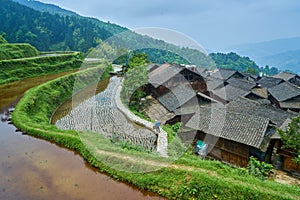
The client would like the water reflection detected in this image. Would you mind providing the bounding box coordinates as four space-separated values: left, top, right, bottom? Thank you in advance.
0 72 164 200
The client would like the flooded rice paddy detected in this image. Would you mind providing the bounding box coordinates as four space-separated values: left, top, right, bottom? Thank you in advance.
0 72 163 200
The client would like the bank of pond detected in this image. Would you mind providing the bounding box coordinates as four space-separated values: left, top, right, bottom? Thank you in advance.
11 66 300 199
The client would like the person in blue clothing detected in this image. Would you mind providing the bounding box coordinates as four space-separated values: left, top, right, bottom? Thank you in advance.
154 121 161 133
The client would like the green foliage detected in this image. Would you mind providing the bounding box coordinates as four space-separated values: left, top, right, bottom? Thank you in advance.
278 115 300 164
163 122 183 143
119 141 148 152
260 65 280 76
120 51 150 72
121 52 149 108
245 66 259 75
128 52 150 69
210 52 259 72
134 48 189 65
247 156 273 180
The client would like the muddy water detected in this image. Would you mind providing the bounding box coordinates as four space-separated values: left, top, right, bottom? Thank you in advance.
0 72 163 200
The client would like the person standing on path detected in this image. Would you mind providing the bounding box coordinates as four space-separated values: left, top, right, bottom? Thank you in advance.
154 121 161 133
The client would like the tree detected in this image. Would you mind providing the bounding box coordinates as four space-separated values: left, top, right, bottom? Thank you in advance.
245 67 259 75
278 115 300 165
127 52 149 69
121 52 150 111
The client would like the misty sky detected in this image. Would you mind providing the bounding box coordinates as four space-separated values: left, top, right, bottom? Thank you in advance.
39 0 300 51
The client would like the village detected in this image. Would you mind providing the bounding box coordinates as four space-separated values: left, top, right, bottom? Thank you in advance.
143 63 300 174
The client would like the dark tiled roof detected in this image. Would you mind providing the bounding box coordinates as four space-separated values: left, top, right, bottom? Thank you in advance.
226 77 257 91
206 77 225 91
226 97 296 128
148 63 183 88
211 85 249 102
251 88 269 99
280 100 300 109
258 77 284 88
146 64 160 72
157 84 196 112
242 73 259 81
195 67 208 77
209 69 244 80
173 94 222 116
268 82 300 102
272 72 299 81
186 106 270 149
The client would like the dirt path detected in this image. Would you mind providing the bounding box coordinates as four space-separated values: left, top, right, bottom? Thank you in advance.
273 170 300 187
94 148 299 199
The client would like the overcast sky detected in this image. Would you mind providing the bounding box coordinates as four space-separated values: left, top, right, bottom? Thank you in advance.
39 0 300 51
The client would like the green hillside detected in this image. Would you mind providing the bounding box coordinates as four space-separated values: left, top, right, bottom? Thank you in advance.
210 52 259 72
0 0 113 52
0 0 213 67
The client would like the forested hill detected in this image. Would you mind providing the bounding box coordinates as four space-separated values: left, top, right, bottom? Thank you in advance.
210 52 280 75
210 52 259 72
0 0 213 67
0 0 114 52
12 0 127 35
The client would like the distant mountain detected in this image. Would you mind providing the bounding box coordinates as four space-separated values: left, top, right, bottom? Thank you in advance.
256 50 300 74
230 37 300 73
232 37 300 58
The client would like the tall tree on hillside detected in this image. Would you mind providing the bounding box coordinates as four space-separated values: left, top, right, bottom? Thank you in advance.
121 52 150 110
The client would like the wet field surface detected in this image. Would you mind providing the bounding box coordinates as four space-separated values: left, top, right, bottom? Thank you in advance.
0 72 163 200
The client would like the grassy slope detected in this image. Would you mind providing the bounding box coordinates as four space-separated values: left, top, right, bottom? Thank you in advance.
0 35 39 60
0 36 83 84
12 67 300 199
0 43 39 60
0 52 83 84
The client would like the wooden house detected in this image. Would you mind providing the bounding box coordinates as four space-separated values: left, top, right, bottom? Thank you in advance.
148 63 207 97
184 106 276 167
257 77 284 89
268 82 300 112
272 71 300 87
226 97 298 169
207 77 258 104
166 92 222 125
207 68 245 81
209 84 249 104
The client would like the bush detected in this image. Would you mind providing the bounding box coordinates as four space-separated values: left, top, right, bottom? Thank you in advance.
247 156 273 180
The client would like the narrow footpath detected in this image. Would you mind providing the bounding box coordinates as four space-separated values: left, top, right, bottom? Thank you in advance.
114 78 168 157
